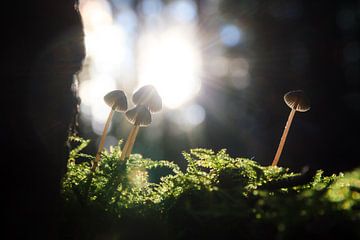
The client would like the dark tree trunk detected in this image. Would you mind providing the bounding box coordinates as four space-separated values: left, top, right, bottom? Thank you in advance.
4 0 85 238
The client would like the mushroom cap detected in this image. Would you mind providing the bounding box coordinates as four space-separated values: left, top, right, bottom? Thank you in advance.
125 105 152 127
284 90 311 112
132 85 162 113
104 90 128 112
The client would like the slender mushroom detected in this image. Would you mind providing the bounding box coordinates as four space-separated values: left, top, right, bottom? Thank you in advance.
132 85 162 113
272 90 310 166
120 85 162 159
120 105 152 160
91 90 127 171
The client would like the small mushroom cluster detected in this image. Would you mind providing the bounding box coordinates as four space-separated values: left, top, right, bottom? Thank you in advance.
91 87 309 170
120 85 162 160
91 85 162 171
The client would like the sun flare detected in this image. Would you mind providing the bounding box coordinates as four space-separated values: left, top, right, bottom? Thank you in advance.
78 0 203 134
137 28 202 109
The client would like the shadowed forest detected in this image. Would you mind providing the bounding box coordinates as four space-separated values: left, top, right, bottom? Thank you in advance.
4 0 360 239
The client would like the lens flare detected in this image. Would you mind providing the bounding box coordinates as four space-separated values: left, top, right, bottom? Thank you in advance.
138 28 202 109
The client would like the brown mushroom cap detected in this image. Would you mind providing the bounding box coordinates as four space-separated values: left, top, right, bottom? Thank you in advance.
104 90 128 112
132 85 162 113
125 105 152 127
284 90 311 112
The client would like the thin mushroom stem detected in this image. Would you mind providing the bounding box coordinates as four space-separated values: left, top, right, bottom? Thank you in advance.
91 109 115 171
124 125 140 158
272 107 297 166
120 126 136 160
120 105 152 160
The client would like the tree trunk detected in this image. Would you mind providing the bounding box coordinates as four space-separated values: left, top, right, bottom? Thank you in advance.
4 0 85 238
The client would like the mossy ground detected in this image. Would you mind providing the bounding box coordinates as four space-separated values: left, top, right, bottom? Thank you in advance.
60 136 360 239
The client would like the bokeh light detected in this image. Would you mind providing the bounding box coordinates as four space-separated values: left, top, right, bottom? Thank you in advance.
137 27 202 109
140 0 163 17
220 24 242 47
167 0 197 23
77 0 251 156
80 0 113 30
183 104 206 126
85 26 128 74
79 75 116 122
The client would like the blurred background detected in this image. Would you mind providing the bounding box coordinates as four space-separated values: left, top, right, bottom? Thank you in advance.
76 0 360 173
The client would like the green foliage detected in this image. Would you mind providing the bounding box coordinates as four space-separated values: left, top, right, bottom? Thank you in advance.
61 137 360 239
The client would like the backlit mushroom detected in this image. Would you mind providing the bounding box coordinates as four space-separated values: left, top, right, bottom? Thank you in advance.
91 90 127 171
120 85 162 160
132 85 162 113
271 90 310 166
120 105 152 160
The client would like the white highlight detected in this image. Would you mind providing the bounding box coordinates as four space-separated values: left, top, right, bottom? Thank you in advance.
220 24 242 47
138 28 202 109
184 104 206 126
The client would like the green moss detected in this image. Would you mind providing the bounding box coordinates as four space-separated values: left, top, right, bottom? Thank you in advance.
61 137 360 239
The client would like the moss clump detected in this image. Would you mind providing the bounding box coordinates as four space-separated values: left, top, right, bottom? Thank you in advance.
61 136 360 239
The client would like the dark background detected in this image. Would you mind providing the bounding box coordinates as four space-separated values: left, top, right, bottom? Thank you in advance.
78 0 360 175
199 0 360 173
4 0 360 238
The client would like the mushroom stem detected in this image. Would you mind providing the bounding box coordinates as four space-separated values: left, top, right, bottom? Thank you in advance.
91 109 115 171
120 125 140 160
272 108 296 166
120 126 136 160
124 125 140 158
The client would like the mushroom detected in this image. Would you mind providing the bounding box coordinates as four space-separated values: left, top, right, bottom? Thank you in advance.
271 90 310 166
120 105 152 160
91 90 127 171
120 85 162 160
132 85 162 113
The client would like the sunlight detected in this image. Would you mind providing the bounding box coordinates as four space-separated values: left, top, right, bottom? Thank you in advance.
80 0 112 31
79 75 116 122
137 27 202 109
78 0 203 135
85 26 127 72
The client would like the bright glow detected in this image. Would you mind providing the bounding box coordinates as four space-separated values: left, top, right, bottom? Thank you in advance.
140 0 163 16
116 9 138 33
80 0 113 31
79 0 132 129
184 104 206 126
167 103 206 130
138 28 202 108
78 0 203 138
79 75 116 126
128 168 148 188
220 24 242 47
167 0 197 23
85 25 128 74
91 118 110 135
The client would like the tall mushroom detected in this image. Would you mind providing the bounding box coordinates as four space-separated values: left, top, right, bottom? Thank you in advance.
120 85 162 160
271 90 310 166
91 90 127 171
120 106 152 160
132 85 162 113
